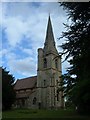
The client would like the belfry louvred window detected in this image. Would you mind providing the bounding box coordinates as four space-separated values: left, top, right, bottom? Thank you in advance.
44 58 47 68
57 89 59 101
55 59 58 69
44 79 46 87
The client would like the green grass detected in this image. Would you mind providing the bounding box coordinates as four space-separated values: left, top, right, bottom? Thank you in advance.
2 108 90 120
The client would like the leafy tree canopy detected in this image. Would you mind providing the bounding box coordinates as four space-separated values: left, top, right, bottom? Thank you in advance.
2 67 16 110
59 2 90 114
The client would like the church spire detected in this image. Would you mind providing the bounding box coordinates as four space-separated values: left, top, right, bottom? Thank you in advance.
44 15 58 55
45 15 55 45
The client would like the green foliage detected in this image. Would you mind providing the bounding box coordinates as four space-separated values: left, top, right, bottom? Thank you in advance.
2 109 90 119
59 3 90 114
71 79 90 114
2 67 16 110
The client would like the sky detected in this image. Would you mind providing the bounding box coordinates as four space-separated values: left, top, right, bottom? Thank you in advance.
1 2 70 80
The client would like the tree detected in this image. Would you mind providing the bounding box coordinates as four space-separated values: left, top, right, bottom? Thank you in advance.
2 67 16 110
59 3 90 114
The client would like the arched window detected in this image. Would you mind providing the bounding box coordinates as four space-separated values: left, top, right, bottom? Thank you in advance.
33 97 37 105
57 90 59 101
55 59 58 69
44 79 46 87
44 58 47 68
56 80 58 86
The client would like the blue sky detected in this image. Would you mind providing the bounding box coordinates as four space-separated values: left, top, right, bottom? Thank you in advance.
1 2 70 80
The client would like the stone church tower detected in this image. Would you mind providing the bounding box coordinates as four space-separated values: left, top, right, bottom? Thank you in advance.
37 16 64 109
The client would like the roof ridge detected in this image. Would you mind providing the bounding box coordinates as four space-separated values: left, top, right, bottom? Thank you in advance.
17 76 37 81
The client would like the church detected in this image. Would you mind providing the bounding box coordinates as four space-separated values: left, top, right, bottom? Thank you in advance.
14 16 64 109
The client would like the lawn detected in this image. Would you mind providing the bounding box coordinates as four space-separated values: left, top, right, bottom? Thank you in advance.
2 108 90 120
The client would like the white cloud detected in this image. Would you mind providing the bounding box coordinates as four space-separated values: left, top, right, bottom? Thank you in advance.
0 3 2 26
1 2 69 78
8 57 37 77
2 2 67 47
1 49 8 56
3 16 29 47
4 49 37 78
22 48 34 56
1 0 59 2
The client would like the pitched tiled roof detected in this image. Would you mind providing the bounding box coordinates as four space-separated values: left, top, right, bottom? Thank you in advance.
14 76 37 90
